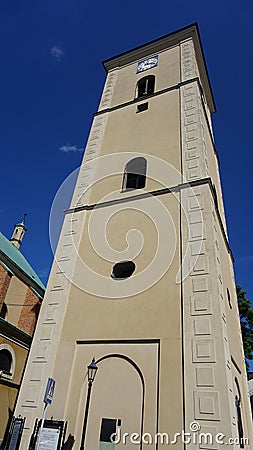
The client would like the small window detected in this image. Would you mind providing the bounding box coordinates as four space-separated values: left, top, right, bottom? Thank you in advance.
136 75 155 98
100 418 117 443
0 303 7 319
112 261 135 279
0 349 12 375
122 157 147 191
137 102 148 113
227 288 232 309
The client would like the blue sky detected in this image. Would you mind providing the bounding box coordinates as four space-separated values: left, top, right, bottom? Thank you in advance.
0 0 252 308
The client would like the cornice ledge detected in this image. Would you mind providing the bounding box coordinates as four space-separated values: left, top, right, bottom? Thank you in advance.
103 23 198 72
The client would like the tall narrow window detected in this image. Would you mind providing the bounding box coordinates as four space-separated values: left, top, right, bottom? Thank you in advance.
136 75 155 98
227 288 232 309
235 378 244 448
0 303 7 319
122 157 147 191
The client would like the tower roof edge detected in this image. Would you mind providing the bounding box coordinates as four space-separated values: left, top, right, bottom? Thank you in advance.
102 23 216 113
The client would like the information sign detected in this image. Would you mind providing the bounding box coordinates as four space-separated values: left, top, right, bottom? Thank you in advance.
44 378 55 404
37 428 60 450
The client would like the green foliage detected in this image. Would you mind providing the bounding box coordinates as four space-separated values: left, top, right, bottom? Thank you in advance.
236 285 253 371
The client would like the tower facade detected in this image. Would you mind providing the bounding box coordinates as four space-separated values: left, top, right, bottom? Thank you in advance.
15 24 252 449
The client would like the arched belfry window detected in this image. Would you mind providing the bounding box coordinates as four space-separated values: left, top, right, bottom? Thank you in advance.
122 157 147 191
0 349 12 375
136 75 155 98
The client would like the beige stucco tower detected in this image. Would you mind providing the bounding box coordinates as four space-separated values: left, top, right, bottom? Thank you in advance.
15 24 253 449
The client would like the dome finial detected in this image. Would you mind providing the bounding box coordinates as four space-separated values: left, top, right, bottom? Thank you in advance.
21 213 27 225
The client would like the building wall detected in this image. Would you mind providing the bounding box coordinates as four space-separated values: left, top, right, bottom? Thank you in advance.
0 264 12 312
1 266 40 335
18 287 41 335
4 276 28 326
0 265 42 442
0 337 28 442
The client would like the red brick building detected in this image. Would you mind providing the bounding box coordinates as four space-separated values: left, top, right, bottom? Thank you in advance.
0 220 45 446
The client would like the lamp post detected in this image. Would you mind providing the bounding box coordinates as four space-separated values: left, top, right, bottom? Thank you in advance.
80 358 98 450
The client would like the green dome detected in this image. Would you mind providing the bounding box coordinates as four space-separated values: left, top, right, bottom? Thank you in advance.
0 232 45 291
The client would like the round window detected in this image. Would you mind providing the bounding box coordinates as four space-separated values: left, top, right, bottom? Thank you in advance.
112 261 135 279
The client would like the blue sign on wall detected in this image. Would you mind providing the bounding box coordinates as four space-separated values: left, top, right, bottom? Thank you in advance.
44 378 55 404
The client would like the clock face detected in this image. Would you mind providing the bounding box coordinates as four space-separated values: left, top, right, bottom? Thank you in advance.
137 56 158 73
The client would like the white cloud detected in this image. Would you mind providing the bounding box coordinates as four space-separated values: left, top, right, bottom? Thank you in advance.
51 45 64 61
59 144 83 153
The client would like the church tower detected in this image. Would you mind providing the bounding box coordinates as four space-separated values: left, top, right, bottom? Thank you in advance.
15 24 252 449
10 215 27 249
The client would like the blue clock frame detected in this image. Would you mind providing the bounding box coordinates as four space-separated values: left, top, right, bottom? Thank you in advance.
137 55 158 73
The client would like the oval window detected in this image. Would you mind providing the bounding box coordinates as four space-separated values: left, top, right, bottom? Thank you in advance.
112 261 135 279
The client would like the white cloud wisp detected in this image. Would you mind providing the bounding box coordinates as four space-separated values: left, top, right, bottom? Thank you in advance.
59 144 83 153
51 45 64 61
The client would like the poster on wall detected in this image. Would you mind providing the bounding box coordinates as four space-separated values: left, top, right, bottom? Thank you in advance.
34 420 65 450
37 427 60 450
6 417 25 450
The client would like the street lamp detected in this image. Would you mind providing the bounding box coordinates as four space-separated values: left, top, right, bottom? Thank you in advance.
87 358 98 384
80 358 98 450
